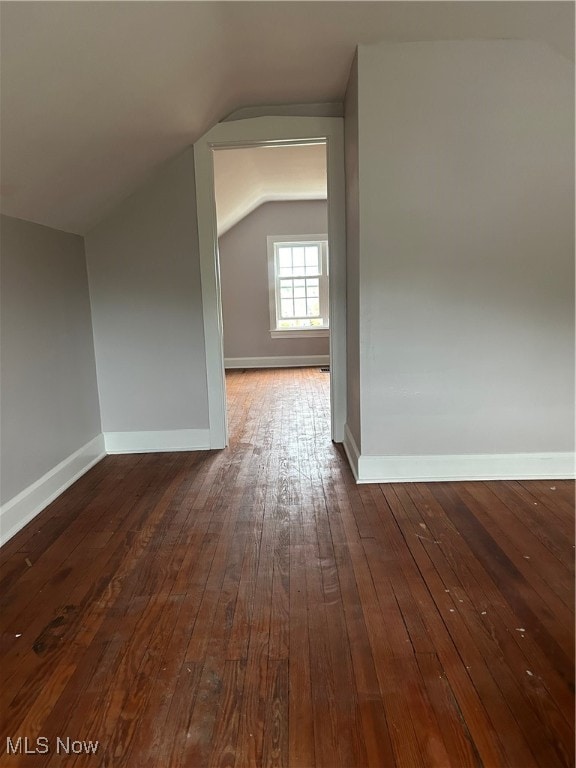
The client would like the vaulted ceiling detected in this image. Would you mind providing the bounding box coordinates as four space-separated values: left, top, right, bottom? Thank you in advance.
213 144 327 236
0 1 572 235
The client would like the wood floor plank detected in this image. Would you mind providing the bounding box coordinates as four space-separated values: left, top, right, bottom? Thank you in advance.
428 482 574 683
393 483 572 766
390 481 572 766
374 483 519 768
305 544 342 768
415 652 482 768
518 480 576 518
459 481 574 607
504 480 575 537
486 480 575 571
405 482 575 723
208 658 246 768
1 368 573 767
287 543 315 768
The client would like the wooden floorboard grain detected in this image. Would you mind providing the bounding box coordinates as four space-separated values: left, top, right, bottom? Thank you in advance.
1 368 574 767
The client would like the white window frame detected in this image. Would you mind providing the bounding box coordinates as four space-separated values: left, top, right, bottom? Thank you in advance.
267 234 329 338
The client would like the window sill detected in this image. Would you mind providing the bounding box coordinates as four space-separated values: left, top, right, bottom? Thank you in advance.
270 328 329 339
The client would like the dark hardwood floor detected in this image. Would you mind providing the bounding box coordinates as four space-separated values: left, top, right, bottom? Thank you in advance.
1 367 574 767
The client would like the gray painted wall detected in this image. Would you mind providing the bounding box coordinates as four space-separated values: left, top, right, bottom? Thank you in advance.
356 41 574 457
218 200 329 360
0 215 101 503
85 148 209 432
344 54 361 447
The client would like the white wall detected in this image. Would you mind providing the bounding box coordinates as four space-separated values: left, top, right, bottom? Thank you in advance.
348 40 574 480
85 148 210 452
219 200 329 363
0 215 103 540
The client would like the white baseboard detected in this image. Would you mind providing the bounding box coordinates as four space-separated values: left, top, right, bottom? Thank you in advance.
350 450 575 484
225 355 329 369
342 426 575 483
343 423 360 481
0 435 106 547
104 429 211 454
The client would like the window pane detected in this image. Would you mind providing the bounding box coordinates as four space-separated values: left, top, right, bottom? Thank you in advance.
306 278 319 297
305 246 319 268
294 298 306 316
278 248 292 267
281 299 294 317
280 284 293 298
294 286 306 298
292 247 305 268
307 298 320 315
293 279 305 288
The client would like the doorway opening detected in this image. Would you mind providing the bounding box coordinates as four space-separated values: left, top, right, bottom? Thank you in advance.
212 142 330 437
193 115 346 450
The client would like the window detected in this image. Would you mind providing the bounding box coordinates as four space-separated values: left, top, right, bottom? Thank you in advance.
267 235 329 338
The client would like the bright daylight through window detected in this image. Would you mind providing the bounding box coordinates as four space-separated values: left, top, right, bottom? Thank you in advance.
267 235 329 338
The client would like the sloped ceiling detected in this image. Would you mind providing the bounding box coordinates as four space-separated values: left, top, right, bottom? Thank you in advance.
213 144 327 236
0 1 572 235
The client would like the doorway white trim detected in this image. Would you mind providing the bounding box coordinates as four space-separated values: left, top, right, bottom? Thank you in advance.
194 116 346 448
